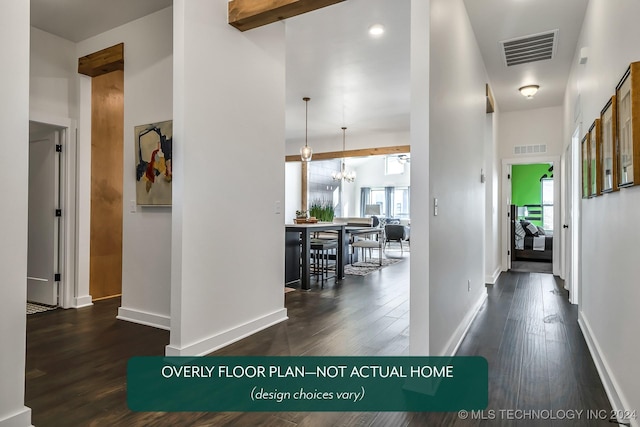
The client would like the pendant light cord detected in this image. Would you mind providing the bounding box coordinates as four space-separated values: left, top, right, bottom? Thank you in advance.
304 97 310 148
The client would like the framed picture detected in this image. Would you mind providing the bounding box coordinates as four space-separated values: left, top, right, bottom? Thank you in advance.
134 120 173 205
589 119 602 197
581 134 590 199
616 62 640 187
600 96 618 192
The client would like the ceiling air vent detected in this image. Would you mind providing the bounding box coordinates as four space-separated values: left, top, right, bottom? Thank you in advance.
500 30 558 67
514 144 547 155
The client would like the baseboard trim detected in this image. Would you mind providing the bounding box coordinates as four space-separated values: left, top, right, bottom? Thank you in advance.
485 265 502 285
74 295 93 308
442 291 488 356
117 307 170 331
165 308 288 356
578 312 637 427
0 406 32 427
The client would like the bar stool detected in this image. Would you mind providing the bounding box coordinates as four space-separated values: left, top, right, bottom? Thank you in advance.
310 238 338 288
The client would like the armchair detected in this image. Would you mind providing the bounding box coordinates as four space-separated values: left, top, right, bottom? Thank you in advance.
384 224 410 253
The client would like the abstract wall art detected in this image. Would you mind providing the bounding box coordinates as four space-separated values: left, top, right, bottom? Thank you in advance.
135 120 173 205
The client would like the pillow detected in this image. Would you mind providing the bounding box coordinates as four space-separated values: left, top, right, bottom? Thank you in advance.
514 220 526 238
525 222 539 236
387 218 401 225
520 220 539 236
536 226 546 235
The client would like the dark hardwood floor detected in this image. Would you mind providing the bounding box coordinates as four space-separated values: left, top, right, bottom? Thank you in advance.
25 259 612 426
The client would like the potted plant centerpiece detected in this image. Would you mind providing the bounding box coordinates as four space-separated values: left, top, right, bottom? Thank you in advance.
295 210 308 223
309 200 335 223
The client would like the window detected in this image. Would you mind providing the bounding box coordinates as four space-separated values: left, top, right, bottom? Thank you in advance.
541 178 553 231
367 186 410 218
385 156 405 175
370 189 386 215
393 187 410 218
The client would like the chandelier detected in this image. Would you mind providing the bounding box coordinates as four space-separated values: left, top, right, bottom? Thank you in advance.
332 127 356 183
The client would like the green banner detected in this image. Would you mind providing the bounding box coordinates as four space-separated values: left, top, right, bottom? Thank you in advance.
127 356 487 412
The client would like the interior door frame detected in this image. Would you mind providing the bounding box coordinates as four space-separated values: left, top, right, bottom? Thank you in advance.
30 113 77 309
560 145 569 281
501 155 562 276
568 124 582 305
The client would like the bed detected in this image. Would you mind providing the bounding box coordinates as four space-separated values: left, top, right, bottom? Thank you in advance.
510 204 553 262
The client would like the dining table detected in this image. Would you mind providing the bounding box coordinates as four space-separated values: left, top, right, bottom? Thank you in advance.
285 223 346 290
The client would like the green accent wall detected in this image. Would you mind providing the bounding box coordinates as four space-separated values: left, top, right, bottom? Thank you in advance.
512 163 551 226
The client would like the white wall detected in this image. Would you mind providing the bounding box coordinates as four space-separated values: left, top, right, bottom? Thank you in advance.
30 27 77 119
350 156 411 216
284 162 302 222
29 28 81 308
563 0 640 421
169 0 287 356
75 8 174 328
0 2 32 426
498 105 564 159
427 0 488 356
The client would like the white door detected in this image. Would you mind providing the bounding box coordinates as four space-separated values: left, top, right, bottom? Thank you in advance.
27 131 60 306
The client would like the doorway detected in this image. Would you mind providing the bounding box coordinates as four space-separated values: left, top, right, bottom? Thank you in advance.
28 116 78 310
502 156 561 276
510 163 554 273
28 124 62 306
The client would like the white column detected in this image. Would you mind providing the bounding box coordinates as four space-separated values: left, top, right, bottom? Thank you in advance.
0 1 32 426
409 0 431 356
169 0 287 356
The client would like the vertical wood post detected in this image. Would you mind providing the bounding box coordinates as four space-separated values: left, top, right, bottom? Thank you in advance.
301 161 308 211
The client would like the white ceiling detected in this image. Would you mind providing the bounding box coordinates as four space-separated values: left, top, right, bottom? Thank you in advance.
463 0 589 112
30 0 172 43
30 0 589 141
284 0 410 143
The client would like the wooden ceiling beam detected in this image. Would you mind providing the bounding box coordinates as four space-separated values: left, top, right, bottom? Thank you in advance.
78 43 124 77
285 145 411 162
229 0 345 31
486 83 495 114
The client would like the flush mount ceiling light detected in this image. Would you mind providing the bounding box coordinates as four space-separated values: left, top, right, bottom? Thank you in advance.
519 85 540 99
300 97 313 162
368 24 385 37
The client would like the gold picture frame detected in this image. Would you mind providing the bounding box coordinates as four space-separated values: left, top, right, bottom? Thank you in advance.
600 96 618 193
616 62 640 187
581 134 590 199
589 119 602 197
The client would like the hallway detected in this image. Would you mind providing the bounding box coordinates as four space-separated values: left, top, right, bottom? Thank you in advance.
25 261 612 426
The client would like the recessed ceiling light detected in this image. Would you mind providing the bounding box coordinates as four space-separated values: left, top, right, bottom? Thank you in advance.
519 85 540 98
368 24 385 37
